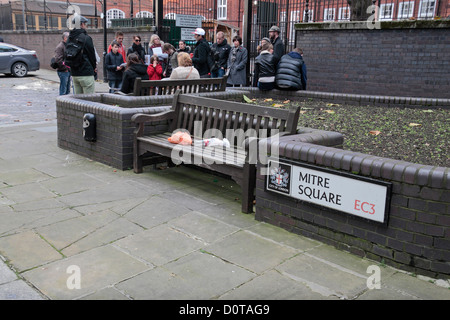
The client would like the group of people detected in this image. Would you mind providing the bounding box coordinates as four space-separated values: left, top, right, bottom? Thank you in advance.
253 25 307 91
53 18 306 96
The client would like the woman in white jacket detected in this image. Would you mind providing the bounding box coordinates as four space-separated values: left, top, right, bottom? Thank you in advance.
169 52 200 80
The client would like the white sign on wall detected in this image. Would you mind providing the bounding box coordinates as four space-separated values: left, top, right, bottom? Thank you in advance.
180 28 197 41
266 159 391 223
176 14 202 28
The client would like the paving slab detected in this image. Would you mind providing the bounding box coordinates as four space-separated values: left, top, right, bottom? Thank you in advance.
116 251 256 300
205 230 299 274
218 270 336 300
0 230 63 272
275 253 372 299
0 279 44 300
122 195 192 229
168 211 240 244
36 210 118 251
22 245 150 300
115 224 205 267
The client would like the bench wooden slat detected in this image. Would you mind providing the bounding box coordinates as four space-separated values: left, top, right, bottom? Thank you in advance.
138 133 247 167
133 89 301 213
132 76 227 96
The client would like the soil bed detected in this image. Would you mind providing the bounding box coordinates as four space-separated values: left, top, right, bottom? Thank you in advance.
253 97 450 168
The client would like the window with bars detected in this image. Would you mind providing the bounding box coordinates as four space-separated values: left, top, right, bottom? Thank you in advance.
107 9 125 27
338 6 350 20
379 3 394 20
418 0 436 18
398 1 414 19
164 12 177 19
136 11 153 18
217 0 227 20
324 8 335 21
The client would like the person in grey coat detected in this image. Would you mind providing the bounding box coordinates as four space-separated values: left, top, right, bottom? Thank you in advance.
226 36 248 87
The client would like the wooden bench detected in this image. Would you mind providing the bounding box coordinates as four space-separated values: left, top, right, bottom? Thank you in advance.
132 76 228 96
131 90 300 213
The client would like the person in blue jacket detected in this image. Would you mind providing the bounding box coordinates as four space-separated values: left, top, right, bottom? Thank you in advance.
275 48 307 90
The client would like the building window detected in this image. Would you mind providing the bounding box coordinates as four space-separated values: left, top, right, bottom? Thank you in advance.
289 10 300 44
107 9 125 27
398 1 414 19
418 0 436 18
136 11 153 19
338 7 351 20
324 8 335 21
217 0 227 20
164 13 176 20
379 3 394 20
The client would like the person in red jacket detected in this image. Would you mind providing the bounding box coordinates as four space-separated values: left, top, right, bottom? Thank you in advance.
147 55 163 80
146 55 163 94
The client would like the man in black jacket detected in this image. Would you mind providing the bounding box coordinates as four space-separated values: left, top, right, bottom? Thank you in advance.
275 48 307 91
68 16 97 94
210 31 230 78
268 25 285 65
191 28 211 78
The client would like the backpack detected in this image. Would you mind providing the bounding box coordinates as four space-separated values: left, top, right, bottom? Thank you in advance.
50 57 59 69
207 45 218 73
64 34 86 68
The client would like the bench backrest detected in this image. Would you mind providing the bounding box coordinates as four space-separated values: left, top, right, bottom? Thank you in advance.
169 90 300 146
133 76 228 96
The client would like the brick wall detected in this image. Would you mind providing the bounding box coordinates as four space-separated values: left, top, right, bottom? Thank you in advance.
1 27 156 80
296 20 450 99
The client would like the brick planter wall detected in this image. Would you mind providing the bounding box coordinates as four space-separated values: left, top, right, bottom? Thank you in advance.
255 140 450 279
295 20 450 99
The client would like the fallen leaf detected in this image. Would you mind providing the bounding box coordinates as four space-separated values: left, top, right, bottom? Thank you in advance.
369 130 381 135
409 123 422 127
300 110 307 114
317 117 326 120
264 98 273 102
243 95 254 104
422 109 434 113
272 104 283 108
324 110 335 114
326 103 340 107
283 100 290 104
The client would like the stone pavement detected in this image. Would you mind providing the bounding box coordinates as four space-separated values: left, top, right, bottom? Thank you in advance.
0 70 449 302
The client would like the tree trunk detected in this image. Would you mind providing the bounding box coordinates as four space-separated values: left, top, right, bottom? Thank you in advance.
347 0 374 21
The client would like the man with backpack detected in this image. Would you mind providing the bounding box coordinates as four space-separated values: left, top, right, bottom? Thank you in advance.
65 16 97 94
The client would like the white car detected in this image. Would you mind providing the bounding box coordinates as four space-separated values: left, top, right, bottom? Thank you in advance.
0 43 40 77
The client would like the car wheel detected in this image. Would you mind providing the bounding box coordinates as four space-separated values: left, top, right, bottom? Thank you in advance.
12 62 28 77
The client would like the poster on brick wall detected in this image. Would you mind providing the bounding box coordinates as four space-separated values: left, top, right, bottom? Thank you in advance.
266 158 392 224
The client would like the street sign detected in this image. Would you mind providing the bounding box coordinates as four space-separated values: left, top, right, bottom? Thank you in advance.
266 158 391 223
